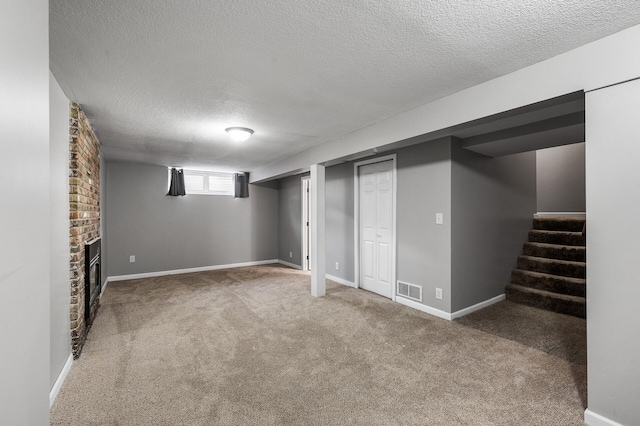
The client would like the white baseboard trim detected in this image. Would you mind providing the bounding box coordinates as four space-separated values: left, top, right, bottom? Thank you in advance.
326 274 356 288
50 353 73 407
100 278 109 295
395 294 506 321
535 212 586 217
108 259 279 282
584 409 625 426
451 294 506 320
278 259 303 270
395 295 452 320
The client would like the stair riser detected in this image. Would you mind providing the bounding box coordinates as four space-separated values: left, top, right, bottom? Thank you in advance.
533 218 585 232
505 286 586 318
511 270 585 297
528 230 585 246
522 244 586 262
517 257 585 278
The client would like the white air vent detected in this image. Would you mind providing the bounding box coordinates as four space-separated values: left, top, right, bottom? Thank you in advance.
397 281 422 302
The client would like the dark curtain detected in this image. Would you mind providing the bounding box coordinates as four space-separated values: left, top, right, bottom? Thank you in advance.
167 168 186 196
234 172 249 198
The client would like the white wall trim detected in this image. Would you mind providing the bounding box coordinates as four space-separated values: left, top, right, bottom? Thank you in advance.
108 259 278 282
50 353 73 408
535 212 586 217
451 294 506 320
278 259 303 270
584 409 625 426
396 295 453 321
396 294 506 321
353 154 397 301
326 274 356 288
100 278 110 296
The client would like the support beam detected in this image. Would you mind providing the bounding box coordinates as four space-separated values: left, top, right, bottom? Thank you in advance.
584 78 640 426
310 164 326 297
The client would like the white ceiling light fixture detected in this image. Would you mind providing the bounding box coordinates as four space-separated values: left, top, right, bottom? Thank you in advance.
225 127 254 142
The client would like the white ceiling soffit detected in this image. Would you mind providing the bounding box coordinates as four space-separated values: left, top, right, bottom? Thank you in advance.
322 91 585 166
49 1 640 172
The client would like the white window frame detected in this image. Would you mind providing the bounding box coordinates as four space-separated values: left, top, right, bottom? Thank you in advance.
167 168 235 196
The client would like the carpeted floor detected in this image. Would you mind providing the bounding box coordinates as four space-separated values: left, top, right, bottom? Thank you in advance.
51 264 587 425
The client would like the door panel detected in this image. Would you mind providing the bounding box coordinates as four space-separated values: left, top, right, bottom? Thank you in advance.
359 160 394 298
364 240 374 279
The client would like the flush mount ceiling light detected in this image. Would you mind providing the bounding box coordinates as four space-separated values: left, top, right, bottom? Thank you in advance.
225 127 254 142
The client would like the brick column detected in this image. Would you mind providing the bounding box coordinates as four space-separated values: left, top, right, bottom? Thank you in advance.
69 102 101 358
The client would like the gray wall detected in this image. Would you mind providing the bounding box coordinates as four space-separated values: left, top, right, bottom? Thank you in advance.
325 163 354 282
50 73 72 390
277 137 534 315
323 140 454 310
451 141 537 312
537 142 585 212
396 139 453 312
276 138 455 312
100 155 108 284
0 0 50 422
106 162 278 277
278 174 306 266
586 78 640 425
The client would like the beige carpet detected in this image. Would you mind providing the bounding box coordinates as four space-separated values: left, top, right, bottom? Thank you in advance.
51 264 586 425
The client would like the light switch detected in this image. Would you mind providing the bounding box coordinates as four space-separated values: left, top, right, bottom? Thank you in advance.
436 213 444 225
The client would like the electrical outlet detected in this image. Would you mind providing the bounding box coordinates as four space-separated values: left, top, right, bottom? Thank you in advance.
129 255 135 263
436 288 443 300
436 213 444 225
289 251 293 258
335 262 340 270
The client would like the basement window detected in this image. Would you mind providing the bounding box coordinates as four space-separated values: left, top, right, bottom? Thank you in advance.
167 168 234 196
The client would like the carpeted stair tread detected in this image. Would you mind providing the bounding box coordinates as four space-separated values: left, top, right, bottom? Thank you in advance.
522 242 586 262
505 284 585 318
511 269 585 297
533 216 586 232
528 230 585 246
517 255 585 279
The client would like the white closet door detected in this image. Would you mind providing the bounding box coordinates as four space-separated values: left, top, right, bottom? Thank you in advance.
359 160 393 298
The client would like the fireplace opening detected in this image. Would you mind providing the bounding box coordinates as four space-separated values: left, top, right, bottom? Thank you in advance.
85 238 101 325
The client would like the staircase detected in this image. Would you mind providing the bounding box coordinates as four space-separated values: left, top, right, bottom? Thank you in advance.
505 216 586 318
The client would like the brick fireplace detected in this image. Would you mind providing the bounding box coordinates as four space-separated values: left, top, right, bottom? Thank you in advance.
69 102 102 358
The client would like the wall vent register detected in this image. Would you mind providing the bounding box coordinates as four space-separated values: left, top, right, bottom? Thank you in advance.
397 281 422 302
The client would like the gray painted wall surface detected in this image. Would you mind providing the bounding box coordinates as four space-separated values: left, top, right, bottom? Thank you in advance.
106 162 278 276
0 0 50 422
278 174 305 267
451 142 537 312
100 155 108 284
325 163 354 282
396 138 452 312
277 139 454 311
50 73 72 390
586 78 640 426
537 142 585 212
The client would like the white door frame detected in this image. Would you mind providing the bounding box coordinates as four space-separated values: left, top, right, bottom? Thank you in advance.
301 176 310 271
353 154 397 301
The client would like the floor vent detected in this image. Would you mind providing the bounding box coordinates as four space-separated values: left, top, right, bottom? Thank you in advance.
397 281 422 302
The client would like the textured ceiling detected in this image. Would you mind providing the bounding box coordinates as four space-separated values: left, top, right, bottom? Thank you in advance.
50 1 640 172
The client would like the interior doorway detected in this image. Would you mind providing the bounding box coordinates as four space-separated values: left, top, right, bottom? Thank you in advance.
301 176 310 271
354 155 396 299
